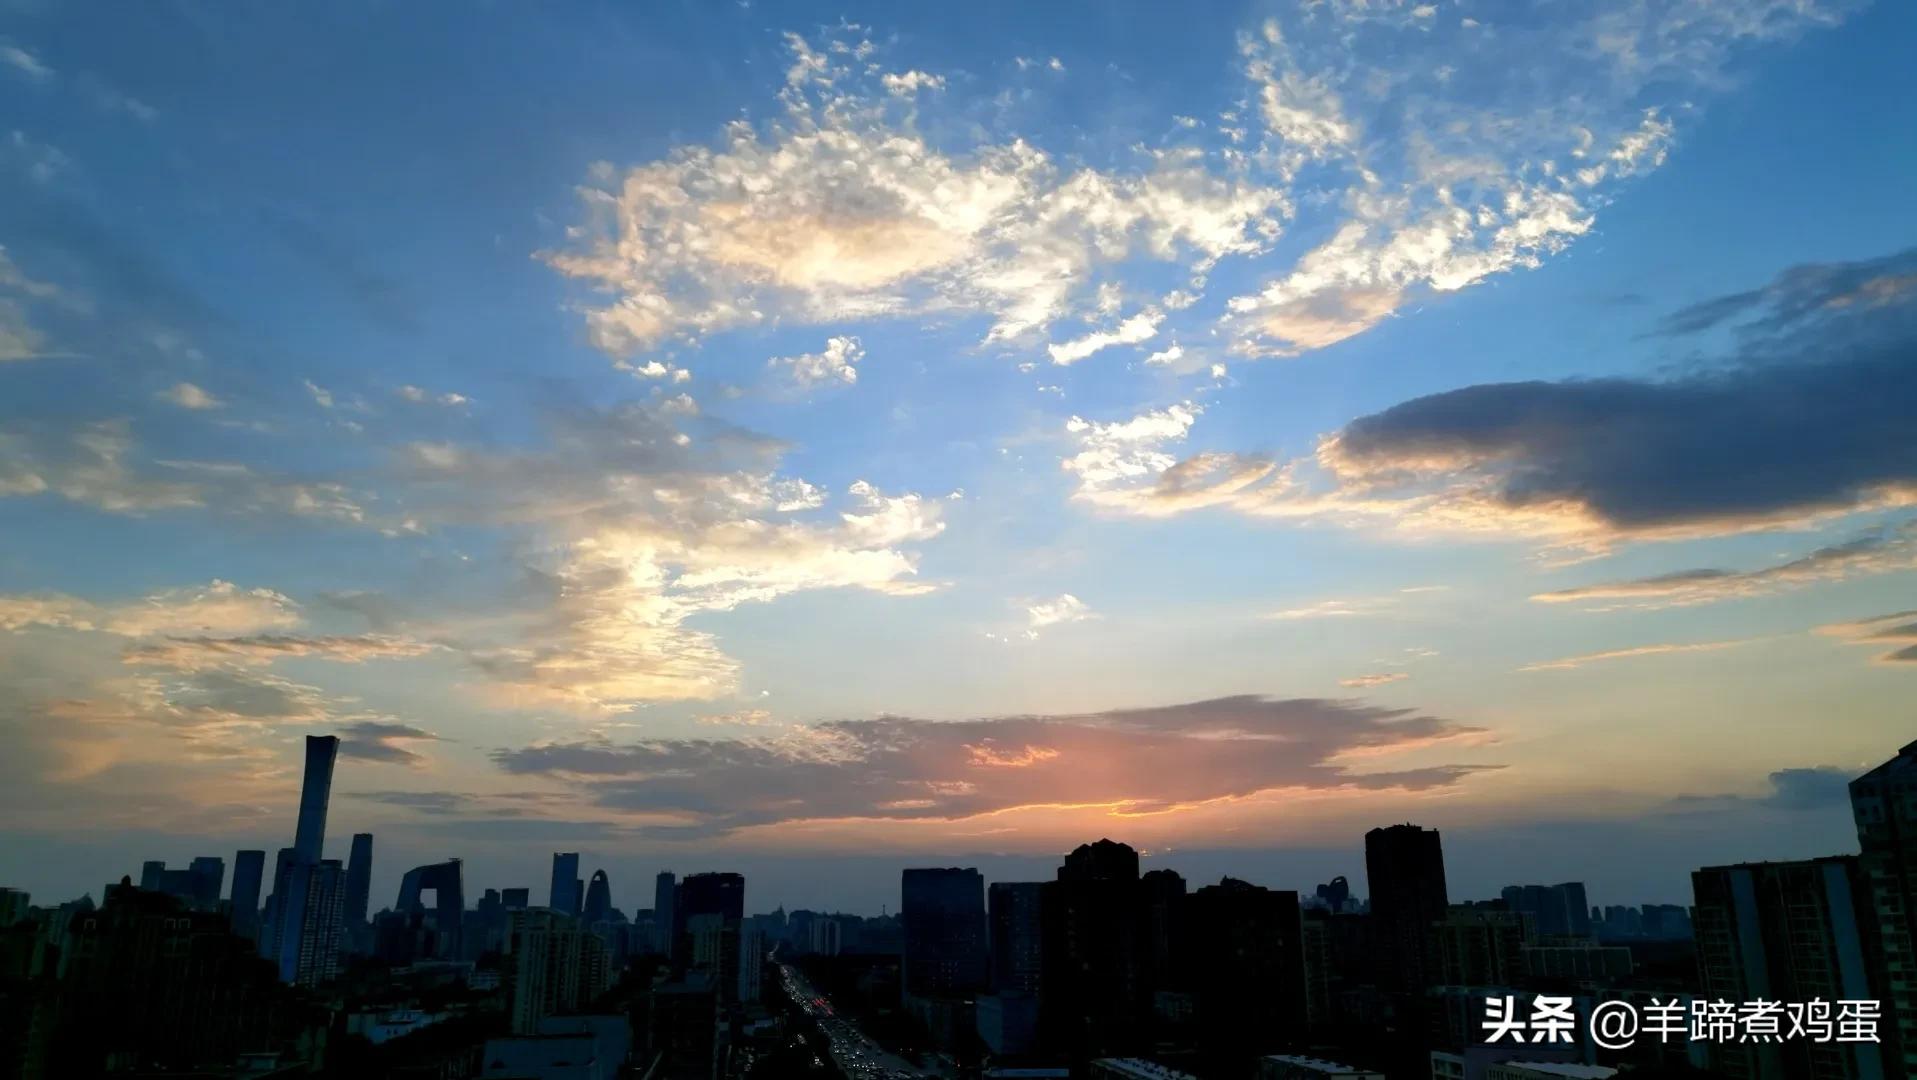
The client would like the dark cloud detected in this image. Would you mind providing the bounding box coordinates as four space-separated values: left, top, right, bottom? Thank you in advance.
1330 345 1916 535
1672 765 1857 814
492 695 1495 836
1657 247 1917 338
337 720 438 767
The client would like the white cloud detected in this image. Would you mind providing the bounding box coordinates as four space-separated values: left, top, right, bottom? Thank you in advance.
0 43 50 83
771 335 865 387
881 70 945 97
303 379 335 408
1048 311 1161 366
1144 343 1185 366
397 385 471 407
1026 593 1093 636
546 32 1285 363
1519 639 1753 672
160 382 222 410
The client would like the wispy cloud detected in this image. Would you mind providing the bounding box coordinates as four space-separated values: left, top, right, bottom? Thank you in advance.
1519 639 1752 673
1815 610 1917 666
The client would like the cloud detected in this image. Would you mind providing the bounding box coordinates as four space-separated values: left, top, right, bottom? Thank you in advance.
337 720 439 767
1815 609 1917 666
121 633 437 670
1065 248 1917 549
1532 522 1917 608
881 70 945 97
303 379 335 408
1025 594 1092 637
492 694 1493 835
1047 311 1162 366
1672 765 1858 813
1658 247 1917 338
1518 638 1751 672
0 580 300 637
770 335 864 388
159 382 222 410
0 42 51 82
397 385 470 407
545 32 1285 362
1340 672 1407 688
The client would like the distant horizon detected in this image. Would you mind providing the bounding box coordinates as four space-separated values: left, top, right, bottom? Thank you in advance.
3 1 1913 923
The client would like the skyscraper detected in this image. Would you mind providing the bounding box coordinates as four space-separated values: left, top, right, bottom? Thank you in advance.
1186 878 1308 1070
1364 823 1448 991
901 867 987 999
1499 882 1591 938
549 852 581 915
270 735 341 984
344 832 374 928
584 869 613 924
653 871 676 955
1851 738 1917 1079
1692 858 1889 1080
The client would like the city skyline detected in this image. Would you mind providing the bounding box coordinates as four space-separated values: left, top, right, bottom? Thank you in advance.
3 0 1916 914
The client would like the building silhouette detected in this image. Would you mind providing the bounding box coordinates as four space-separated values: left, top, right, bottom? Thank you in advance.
989 880 1045 995
1499 882 1591 938
266 735 341 985
344 832 374 931
1043 839 1147 1061
653 870 677 955
1186 877 1308 1071
584 868 613 924
230 849 265 940
901 867 987 998
1364 823 1448 991
504 907 611 1034
548 852 582 916
395 858 466 960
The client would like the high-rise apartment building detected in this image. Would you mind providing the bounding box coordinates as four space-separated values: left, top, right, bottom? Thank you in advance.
1692 858 1889 1080
230 849 264 939
989 881 1045 994
654 871 677 955
1851 738 1917 1079
1364 824 1449 991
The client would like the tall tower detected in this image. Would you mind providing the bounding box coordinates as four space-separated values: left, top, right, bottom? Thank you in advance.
272 735 342 984
344 833 374 928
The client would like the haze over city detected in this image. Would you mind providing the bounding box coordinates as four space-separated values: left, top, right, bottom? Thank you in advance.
3 0 1915 915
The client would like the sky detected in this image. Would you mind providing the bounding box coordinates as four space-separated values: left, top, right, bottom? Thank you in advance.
1 0 1914 918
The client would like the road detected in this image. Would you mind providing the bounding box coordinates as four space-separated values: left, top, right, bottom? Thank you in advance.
778 962 942 1080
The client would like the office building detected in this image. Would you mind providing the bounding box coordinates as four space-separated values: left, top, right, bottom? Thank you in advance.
654 870 677 954
1692 857 1889 1079
230 849 264 939
344 832 374 928
395 858 466 960
549 852 582 916
269 735 340 984
737 921 764 1003
503 887 531 909
902 867 987 999
584 868 613 924
809 916 842 956
651 973 724 1080
989 881 1045 994
1365 824 1449 991
1314 877 1353 914
1852 738 1917 1080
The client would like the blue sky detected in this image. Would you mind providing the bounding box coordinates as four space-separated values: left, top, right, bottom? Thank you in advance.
1 0 1914 914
